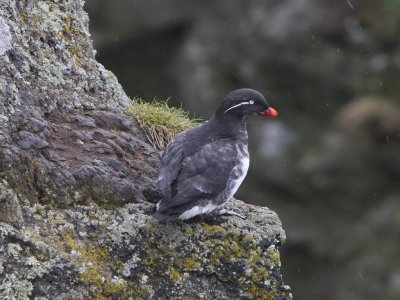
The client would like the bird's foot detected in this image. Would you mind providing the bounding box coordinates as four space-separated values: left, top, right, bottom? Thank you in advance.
216 208 246 219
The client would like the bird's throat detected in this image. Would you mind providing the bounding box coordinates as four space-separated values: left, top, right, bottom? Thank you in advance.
213 114 248 141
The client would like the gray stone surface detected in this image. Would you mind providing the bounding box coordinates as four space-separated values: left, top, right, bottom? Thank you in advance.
0 0 291 299
0 16 12 55
0 0 130 135
0 200 290 299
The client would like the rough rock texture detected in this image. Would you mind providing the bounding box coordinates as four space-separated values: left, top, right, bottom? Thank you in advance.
0 200 290 299
0 1 291 299
0 0 129 131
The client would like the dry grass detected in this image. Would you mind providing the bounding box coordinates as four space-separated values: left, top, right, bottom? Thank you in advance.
125 98 200 150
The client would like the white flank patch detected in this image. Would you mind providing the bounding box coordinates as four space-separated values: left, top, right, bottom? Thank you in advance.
224 101 250 114
178 202 219 220
227 157 249 199
224 144 250 200
178 206 202 220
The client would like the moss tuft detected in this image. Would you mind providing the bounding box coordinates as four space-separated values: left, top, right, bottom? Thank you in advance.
125 99 200 149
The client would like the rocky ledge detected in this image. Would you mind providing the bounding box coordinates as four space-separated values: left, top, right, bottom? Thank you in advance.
0 199 290 299
0 0 291 299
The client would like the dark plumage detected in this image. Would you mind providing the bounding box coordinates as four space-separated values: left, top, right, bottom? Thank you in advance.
154 88 278 222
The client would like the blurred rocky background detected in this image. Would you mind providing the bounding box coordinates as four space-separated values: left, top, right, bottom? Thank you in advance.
85 0 400 299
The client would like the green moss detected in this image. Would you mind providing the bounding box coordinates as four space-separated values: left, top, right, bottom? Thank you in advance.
125 99 200 149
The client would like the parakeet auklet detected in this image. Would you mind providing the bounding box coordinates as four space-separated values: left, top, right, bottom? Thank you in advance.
154 88 278 222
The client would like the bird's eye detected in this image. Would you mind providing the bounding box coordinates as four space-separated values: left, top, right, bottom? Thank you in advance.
249 100 254 104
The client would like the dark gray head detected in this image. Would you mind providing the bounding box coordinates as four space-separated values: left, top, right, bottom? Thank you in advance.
216 88 278 119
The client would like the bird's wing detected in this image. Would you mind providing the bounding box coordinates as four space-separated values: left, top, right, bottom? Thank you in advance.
157 139 240 211
156 131 187 198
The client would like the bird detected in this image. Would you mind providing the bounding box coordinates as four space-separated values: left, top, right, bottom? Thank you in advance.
154 88 278 222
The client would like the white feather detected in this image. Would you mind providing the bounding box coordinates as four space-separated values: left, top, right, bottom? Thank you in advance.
178 202 220 220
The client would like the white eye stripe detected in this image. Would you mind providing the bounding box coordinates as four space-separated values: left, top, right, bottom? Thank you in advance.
224 101 251 113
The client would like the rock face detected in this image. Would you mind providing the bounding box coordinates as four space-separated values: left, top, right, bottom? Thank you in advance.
0 1 291 299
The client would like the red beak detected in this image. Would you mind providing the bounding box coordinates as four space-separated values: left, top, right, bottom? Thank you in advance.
262 107 279 118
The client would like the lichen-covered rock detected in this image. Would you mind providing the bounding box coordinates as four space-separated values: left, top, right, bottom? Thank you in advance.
0 16 12 55
0 0 291 299
0 200 291 299
0 180 23 227
0 0 129 134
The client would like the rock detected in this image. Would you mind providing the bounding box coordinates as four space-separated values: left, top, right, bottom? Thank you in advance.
0 16 12 55
0 199 289 299
0 0 130 135
0 180 23 227
66 115 97 128
0 0 291 299
17 131 49 149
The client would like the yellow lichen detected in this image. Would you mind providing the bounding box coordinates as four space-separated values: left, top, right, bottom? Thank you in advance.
184 257 202 270
202 223 226 235
74 59 82 68
248 284 276 300
168 268 182 282
267 246 281 267
60 233 139 299
64 234 78 251
114 223 288 299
